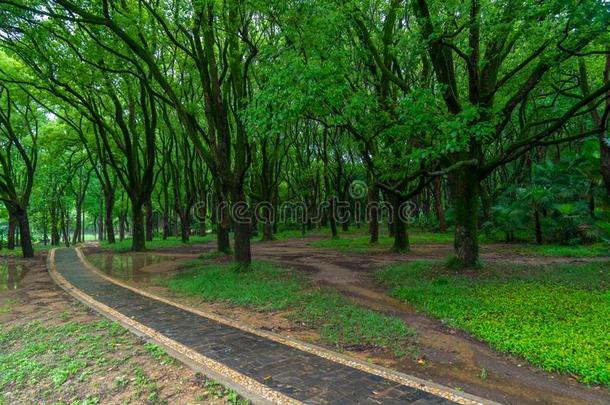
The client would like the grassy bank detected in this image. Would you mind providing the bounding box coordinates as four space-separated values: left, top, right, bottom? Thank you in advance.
309 231 609 258
157 261 413 356
514 243 609 257
309 232 454 253
376 261 610 386
100 235 215 252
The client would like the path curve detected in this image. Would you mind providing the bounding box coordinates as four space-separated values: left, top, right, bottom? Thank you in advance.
48 247 495 405
250 237 610 405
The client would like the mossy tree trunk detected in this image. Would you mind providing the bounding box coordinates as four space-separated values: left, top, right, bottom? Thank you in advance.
454 168 479 267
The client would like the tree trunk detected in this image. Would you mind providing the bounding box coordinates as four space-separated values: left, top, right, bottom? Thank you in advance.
329 197 338 238
131 204 146 251
601 137 610 197
391 194 410 252
7 214 15 250
454 169 480 267
81 207 86 242
341 219 349 232
105 192 116 243
262 221 273 241
144 200 154 241
479 183 492 225
534 209 542 245
42 216 48 246
162 210 170 240
16 211 34 258
180 214 190 243
172 209 179 236
119 213 126 242
196 199 207 236
260 202 274 241
600 54 610 196
217 204 231 253
72 204 81 245
432 178 447 232
232 189 251 267
61 211 70 247
51 210 59 246
368 186 379 244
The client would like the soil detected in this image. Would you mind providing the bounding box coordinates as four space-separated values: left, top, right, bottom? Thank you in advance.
250 237 610 405
105 236 610 405
0 253 236 405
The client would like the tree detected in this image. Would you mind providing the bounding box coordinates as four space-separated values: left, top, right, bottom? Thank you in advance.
0 70 42 258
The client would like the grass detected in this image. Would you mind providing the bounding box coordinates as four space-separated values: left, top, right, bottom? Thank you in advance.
298 291 413 356
308 229 610 258
0 320 132 393
164 261 305 311
100 234 215 252
514 243 609 257
0 316 248 404
376 261 610 386
0 299 14 313
309 231 454 253
157 260 413 355
0 245 48 258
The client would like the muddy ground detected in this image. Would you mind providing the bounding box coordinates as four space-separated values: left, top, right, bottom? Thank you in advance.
0 253 238 405
95 236 610 405
252 237 610 405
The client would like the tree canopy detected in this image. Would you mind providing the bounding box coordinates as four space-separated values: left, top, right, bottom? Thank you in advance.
0 0 608 267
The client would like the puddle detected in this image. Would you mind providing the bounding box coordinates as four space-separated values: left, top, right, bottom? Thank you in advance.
87 253 188 281
0 260 28 291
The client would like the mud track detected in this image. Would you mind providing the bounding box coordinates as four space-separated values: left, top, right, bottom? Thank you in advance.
248 236 610 405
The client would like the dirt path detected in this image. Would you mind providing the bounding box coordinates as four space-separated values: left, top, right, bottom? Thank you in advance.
0 254 236 404
249 237 610 405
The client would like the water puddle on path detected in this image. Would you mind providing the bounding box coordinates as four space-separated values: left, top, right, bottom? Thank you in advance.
87 253 188 281
0 260 28 291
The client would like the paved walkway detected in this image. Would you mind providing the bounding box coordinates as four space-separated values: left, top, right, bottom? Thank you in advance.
50 248 493 405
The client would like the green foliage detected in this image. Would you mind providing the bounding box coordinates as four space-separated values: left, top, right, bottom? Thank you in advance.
377 261 610 386
100 235 214 253
309 231 454 253
483 156 604 244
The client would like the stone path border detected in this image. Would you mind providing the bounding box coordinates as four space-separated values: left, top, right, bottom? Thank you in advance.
48 247 500 405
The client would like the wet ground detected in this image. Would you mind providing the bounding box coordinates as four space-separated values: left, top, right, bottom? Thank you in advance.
76 237 610 405
82 237 610 405
86 252 192 281
59 248 464 405
249 237 610 405
0 259 29 291
0 253 234 404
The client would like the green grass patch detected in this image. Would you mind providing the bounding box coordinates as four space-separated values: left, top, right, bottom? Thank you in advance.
0 317 209 403
310 231 454 253
0 299 15 313
377 261 610 385
143 342 178 366
0 320 130 391
162 261 304 311
198 250 231 260
100 235 215 252
158 260 413 355
515 243 609 257
0 245 48 258
299 291 413 356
